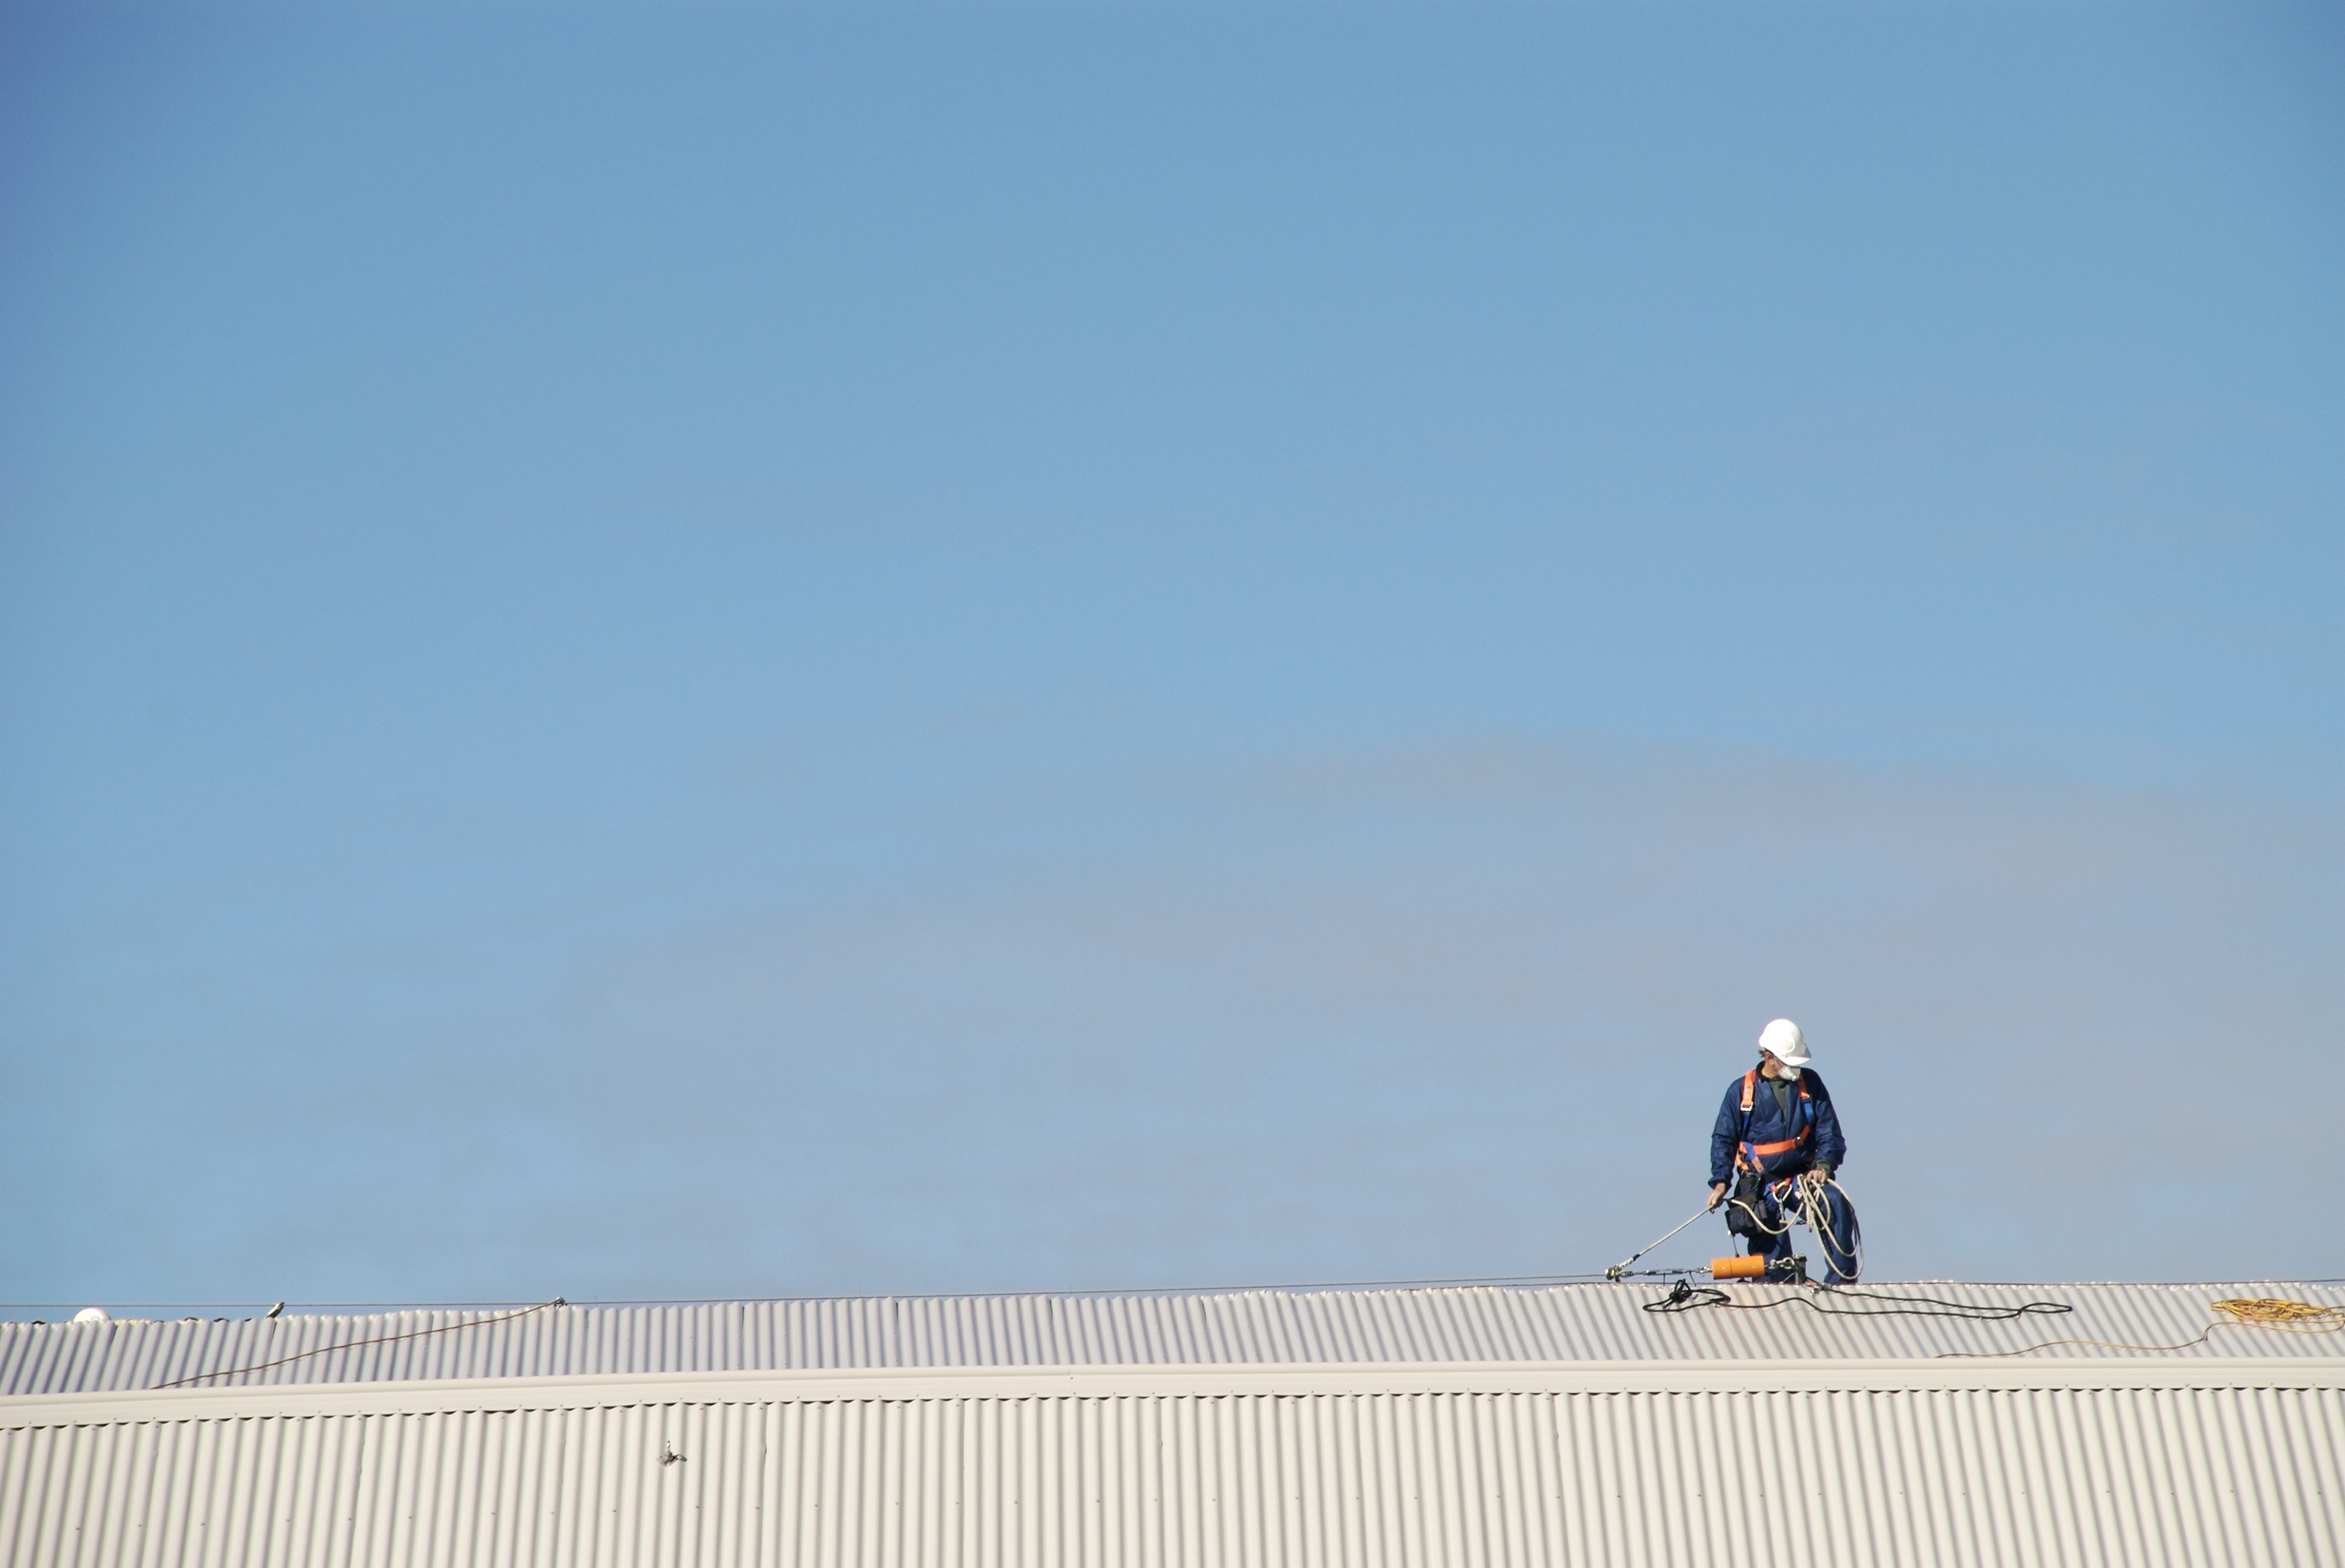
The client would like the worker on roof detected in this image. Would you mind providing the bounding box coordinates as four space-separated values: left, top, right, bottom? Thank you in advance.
1705 1018 1861 1282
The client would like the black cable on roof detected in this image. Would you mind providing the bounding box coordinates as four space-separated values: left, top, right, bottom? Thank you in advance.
1642 1280 2075 1321
148 1300 568 1391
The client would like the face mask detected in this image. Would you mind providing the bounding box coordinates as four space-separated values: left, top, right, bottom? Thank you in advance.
1775 1064 1801 1079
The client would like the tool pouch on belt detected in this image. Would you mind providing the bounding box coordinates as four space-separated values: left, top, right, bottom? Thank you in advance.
1723 1171 1767 1240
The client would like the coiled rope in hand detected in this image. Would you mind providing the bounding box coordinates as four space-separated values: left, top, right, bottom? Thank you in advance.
1728 1172 1863 1281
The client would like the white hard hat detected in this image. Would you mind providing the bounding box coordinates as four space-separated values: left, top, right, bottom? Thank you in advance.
1757 1018 1810 1068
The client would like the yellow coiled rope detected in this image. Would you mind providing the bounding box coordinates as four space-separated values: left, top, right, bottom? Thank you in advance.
2210 1297 2345 1333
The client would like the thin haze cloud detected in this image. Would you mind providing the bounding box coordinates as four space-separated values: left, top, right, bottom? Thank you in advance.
0 0 2336 1308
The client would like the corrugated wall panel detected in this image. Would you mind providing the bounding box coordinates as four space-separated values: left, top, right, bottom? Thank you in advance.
9 1282 2344 1394
2 1386 2339 1567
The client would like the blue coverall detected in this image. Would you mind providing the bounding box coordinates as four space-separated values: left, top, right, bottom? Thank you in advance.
1709 1068 1861 1283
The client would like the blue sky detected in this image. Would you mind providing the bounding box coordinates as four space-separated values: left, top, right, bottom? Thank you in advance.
1 0 2337 1308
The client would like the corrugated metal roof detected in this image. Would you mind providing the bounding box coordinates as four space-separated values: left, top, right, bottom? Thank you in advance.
6 1284 2339 1566
4 1367 2339 1566
4 1279 2340 1395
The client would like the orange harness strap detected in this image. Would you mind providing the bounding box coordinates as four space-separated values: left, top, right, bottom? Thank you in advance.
1735 1070 1813 1170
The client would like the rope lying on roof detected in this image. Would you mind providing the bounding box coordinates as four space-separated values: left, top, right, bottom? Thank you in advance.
1642 1281 2073 1322
149 1299 567 1390
2219 1296 2345 1330
1936 1296 2345 1358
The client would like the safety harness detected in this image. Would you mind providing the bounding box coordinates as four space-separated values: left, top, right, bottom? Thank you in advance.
1733 1068 1813 1174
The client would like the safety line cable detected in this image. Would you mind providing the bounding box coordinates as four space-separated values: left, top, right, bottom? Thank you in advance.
1607 1203 1718 1280
149 1299 567 1390
553 1273 2345 1305
17 1278 2341 1317
566 1272 1622 1301
1935 1296 2345 1358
